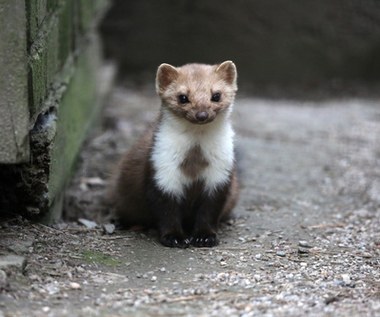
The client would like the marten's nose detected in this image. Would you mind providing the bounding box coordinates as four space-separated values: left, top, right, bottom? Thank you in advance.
195 111 209 122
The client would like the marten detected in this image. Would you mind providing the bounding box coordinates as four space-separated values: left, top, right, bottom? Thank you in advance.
112 61 239 248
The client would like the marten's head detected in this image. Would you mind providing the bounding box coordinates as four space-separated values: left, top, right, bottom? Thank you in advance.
156 61 238 125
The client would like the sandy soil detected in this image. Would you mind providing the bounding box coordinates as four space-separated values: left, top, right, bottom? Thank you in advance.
1 87 379 316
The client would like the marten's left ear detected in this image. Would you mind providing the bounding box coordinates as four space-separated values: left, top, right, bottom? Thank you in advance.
156 63 179 94
216 61 237 88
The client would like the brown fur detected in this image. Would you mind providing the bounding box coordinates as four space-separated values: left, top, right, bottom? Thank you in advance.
180 145 209 179
112 125 156 227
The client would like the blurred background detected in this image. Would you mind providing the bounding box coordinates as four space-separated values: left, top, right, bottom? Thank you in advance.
1 0 380 221
100 0 380 94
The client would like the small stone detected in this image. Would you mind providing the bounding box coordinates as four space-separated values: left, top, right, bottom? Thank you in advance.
102 223 115 235
70 282 81 290
151 276 157 282
298 247 310 254
45 282 60 295
359 252 372 258
255 254 262 260
216 255 224 262
341 274 351 285
0 270 7 289
42 307 50 313
325 295 340 305
276 251 286 257
82 177 105 187
159 267 166 272
299 240 312 248
226 219 235 225
7 237 34 254
78 218 98 229
0 255 26 272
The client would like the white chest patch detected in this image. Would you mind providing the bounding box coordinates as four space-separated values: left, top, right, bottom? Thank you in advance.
151 111 235 199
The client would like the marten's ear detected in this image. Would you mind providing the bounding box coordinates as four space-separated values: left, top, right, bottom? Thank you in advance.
216 61 237 88
156 63 178 94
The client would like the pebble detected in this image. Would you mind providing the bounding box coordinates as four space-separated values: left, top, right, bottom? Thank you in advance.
45 282 60 295
102 223 115 235
0 270 7 289
70 282 81 290
151 276 157 282
298 247 310 255
42 307 50 313
78 218 97 229
0 255 26 272
359 252 372 258
276 251 286 257
341 274 351 286
298 240 312 248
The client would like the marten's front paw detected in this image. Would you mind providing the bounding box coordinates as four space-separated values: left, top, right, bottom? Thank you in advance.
191 233 219 247
160 234 191 248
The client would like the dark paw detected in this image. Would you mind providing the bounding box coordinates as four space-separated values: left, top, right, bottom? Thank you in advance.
191 233 219 247
160 234 191 248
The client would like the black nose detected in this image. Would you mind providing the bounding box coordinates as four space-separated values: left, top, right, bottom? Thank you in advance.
195 111 209 122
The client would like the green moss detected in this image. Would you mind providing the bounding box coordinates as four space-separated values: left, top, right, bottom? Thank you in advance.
81 250 122 267
26 0 47 45
58 0 74 66
47 36 103 209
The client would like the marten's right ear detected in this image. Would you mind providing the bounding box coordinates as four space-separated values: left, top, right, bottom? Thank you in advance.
216 61 237 89
156 63 178 94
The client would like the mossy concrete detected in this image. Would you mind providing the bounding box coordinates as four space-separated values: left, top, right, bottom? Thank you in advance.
0 34 114 220
28 1 74 120
0 0 30 163
31 35 112 221
46 36 106 221
0 0 111 219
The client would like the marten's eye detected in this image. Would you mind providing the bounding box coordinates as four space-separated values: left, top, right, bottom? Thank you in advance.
211 92 221 102
178 94 189 104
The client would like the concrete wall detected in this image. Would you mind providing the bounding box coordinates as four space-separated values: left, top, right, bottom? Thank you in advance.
0 0 112 220
0 0 30 163
101 0 380 88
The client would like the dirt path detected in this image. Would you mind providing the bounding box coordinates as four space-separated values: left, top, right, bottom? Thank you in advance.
1 88 379 316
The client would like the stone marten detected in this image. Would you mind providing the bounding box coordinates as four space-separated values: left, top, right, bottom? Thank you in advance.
112 61 239 248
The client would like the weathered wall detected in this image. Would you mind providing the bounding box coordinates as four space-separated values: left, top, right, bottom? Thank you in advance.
101 0 380 88
0 0 30 163
0 0 113 221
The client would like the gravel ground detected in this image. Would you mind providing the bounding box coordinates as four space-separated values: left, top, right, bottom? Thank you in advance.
0 87 379 316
